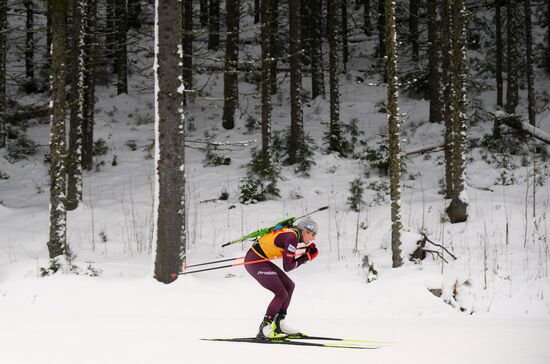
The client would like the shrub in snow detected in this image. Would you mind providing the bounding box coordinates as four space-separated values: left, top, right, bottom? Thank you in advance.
0 170 9 180
347 178 365 212
93 138 109 156
361 255 378 283
239 150 280 204
5 133 38 163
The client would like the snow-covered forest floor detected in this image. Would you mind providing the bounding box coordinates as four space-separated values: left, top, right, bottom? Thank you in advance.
1 2 550 363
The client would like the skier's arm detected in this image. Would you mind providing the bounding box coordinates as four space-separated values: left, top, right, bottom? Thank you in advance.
275 232 309 272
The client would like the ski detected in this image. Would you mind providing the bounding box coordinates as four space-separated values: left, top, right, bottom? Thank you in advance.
201 337 380 350
285 333 393 345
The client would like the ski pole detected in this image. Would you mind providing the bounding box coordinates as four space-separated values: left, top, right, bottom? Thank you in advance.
171 256 284 277
181 247 307 271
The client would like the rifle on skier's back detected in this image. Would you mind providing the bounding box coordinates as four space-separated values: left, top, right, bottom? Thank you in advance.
221 206 328 248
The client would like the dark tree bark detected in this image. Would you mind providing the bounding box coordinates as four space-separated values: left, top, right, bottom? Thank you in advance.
67 0 86 211
506 0 518 114
154 0 186 284
427 0 442 123
378 0 386 80
261 0 273 163
127 0 141 29
496 0 503 107
82 0 97 171
364 0 372 36
208 0 220 50
200 0 208 27
48 0 68 259
115 0 128 94
328 0 342 153
0 0 6 149
409 0 419 61
446 0 468 224
222 0 240 130
441 0 454 198
385 0 402 268
46 0 52 65
254 0 260 23
288 0 303 164
341 0 349 72
25 0 34 81
301 0 311 65
182 0 193 105
524 0 536 126
311 0 325 99
106 0 116 61
546 0 550 74
270 0 279 94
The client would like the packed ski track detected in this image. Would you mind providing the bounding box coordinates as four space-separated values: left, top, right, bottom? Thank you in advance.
2 2 550 364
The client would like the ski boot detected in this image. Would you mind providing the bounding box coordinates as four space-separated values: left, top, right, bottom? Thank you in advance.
257 315 287 340
273 312 303 338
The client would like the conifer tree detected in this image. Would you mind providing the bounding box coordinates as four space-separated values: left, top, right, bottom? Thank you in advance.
441 0 454 198
496 0 503 107
24 0 34 82
200 0 208 27
524 0 536 126
222 0 240 129
409 0 419 61
385 0 403 268
328 0 342 154
208 0 220 50
67 0 86 211
427 0 442 123
341 0 349 72
0 0 6 149
506 0 518 114
270 0 279 94
310 0 325 99
288 0 303 164
261 0 273 163
182 0 193 104
115 0 128 94
364 0 372 36
154 0 186 284
48 0 68 259
82 0 97 171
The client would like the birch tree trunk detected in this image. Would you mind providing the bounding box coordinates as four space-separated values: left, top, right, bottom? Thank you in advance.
154 0 186 284
48 0 68 259
385 0 402 268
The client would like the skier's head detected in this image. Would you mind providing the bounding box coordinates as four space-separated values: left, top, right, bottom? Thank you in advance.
296 217 318 236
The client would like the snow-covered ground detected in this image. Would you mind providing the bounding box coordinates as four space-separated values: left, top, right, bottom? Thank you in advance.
2 3 550 363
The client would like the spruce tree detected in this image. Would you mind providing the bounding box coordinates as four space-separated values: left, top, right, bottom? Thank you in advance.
222 0 240 130
310 0 325 99
364 0 372 36
48 0 68 259
208 0 220 50
154 0 186 284
82 0 97 171
427 0 442 123
524 0 536 126
182 0 193 104
409 0 419 61
261 0 273 165
496 0 503 107
441 0 454 198
115 0 128 94
25 0 34 82
385 0 403 268
0 0 6 149
288 0 303 165
506 0 518 114
328 0 342 154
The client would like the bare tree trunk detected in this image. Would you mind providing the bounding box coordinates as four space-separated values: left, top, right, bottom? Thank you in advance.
409 0 419 61
524 0 536 126
127 0 141 29
311 0 325 99
301 0 311 65
82 0 97 171
546 0 550 74
208 0 220 50
378 0 386 80
115 0 128 94
341 0 349 72
261 0 273 163
364 0 372 36
67 0 86 211
441 0 454 198
154 0 186 284
182 0 193 105
506 0 518 114
0 0 6 149
222 0 240 130
48 0 68 259
328 0 342 154
254 0 260 23
446 0 468 223
385 0 402 268
288 0 303 164
25 0 34 81
496 0 503 107
427 0 441 123
270 0 279 95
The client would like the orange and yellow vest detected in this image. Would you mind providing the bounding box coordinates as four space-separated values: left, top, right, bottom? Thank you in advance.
252 228 299 259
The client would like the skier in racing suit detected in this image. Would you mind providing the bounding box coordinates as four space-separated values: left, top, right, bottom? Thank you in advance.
244 217 319 339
